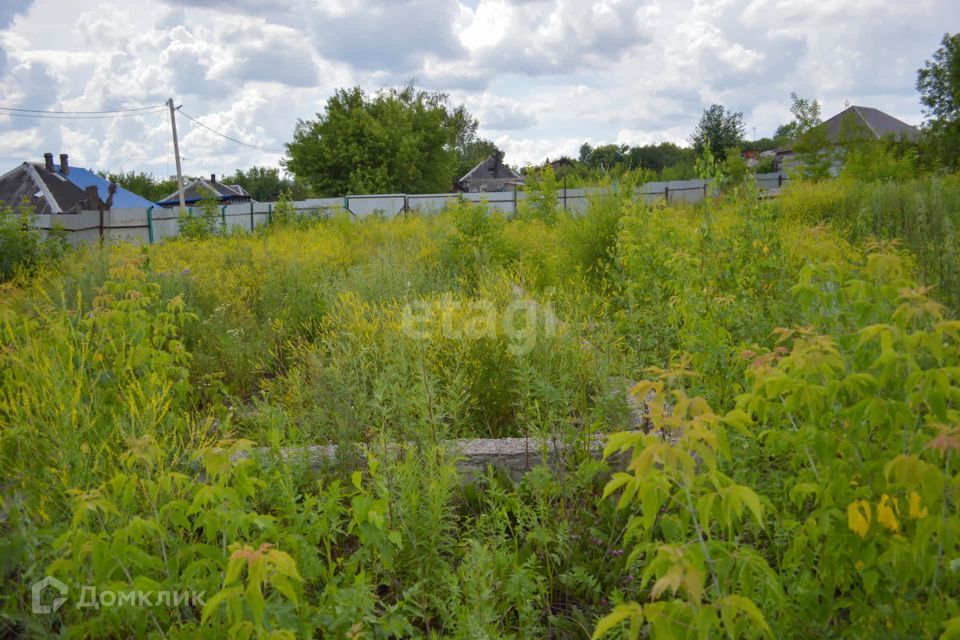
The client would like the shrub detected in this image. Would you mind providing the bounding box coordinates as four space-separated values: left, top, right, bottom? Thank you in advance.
522 165 560 224
0 201 68 282
178 189 223 240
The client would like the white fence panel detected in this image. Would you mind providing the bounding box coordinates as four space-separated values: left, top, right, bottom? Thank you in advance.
406 193 458 213
346 194 405 218
152 211 180 242
24 174 787 246
463 191 519 214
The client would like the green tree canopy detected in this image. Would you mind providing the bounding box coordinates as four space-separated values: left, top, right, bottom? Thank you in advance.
574 142 695 177
779 93 832 180
221 166 310 201
691 104 745 157
777 93 822 142
285 85 482 195
96 171 179 203
917 32 960 170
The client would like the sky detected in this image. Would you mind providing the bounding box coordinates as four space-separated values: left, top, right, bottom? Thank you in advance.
0 0 956 180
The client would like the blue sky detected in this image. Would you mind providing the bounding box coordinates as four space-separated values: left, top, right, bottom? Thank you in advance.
0 0 956 179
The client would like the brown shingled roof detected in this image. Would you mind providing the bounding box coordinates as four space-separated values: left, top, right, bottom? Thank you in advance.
0 162 103 214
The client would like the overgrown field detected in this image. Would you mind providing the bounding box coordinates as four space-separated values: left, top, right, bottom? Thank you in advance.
2 177 960 638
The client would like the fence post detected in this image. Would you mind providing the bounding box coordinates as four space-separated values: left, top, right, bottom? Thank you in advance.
703 183 708 200
778 174 783 188
664 186 669 202
146 206 154 244
268 204 273 224
249 201 255 231
513 185 518 216
221 205 227 231
563 176 567 211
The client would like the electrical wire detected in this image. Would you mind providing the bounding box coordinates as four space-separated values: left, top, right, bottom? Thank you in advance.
178 109 285 153
0 109 166 120
0 104 166 114
117 110 172 163
1 102 284 155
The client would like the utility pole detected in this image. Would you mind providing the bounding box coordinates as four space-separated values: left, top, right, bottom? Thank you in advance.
167 98 186 211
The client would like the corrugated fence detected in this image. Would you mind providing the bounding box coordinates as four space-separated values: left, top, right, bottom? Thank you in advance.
32 173 789 246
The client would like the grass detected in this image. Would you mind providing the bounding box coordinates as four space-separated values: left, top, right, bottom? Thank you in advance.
1 176 959 638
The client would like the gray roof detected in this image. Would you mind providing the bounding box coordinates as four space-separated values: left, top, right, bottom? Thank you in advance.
458 154 521 184
822 105 919 143
158 176 251 205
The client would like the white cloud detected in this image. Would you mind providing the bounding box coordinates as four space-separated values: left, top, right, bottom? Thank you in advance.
0 0 956 175
468 95 539 130
495 135 585 168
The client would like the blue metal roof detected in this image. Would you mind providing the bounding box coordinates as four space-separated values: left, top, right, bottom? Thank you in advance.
58 166 157 208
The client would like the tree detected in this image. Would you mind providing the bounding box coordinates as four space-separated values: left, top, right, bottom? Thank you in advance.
625 142 694 173
578 143 593 164
585 144 629 172
778 93 822 142
792 123 833 181
285 84 478 195
917 33 960 170
691 104 745 157
455 138 501 182
97 171 179 203
222 166 310 202
570 142 696 182
448 103 502 180
773 93 832 180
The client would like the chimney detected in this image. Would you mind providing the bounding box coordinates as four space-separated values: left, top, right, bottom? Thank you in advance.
210 173 216 183
59 153 69 175
43 153 54 172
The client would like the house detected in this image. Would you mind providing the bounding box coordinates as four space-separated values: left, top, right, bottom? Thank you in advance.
0 153 156 214
457 153 523 193
819 105 919 143
543 156 577 178
776 105 919 173
741 149 761 168
546 157 575 171
157 174 252 207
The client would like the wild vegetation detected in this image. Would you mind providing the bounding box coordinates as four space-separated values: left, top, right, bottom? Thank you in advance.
2 151 960 637
0 201 67 281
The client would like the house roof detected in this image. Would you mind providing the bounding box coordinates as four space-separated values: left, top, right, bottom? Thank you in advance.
157 176 250 205
63 166 156 208
458 154 522 184
0 160 155 213
822 105 919 143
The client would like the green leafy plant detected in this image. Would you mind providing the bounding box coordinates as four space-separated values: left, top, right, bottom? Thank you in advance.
178 188 223 240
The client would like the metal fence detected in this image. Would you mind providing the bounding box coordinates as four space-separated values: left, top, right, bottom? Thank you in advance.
32 173 788 246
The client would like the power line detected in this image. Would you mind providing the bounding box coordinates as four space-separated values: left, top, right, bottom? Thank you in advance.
0 104 166 115
0 108 166 120
0 101 285 155
178 109 285 153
